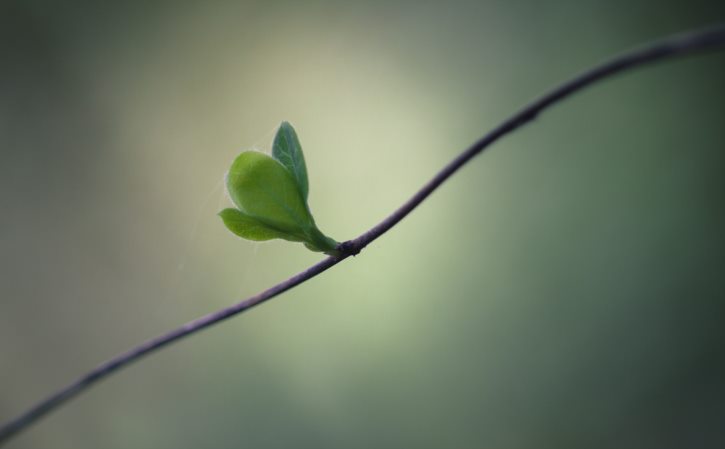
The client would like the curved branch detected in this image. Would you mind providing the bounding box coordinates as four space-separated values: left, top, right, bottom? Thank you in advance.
2 24 724 445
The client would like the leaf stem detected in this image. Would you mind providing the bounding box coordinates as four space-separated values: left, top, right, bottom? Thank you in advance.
2 23 725 445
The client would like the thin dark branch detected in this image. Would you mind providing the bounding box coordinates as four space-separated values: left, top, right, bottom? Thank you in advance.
2 24 724 445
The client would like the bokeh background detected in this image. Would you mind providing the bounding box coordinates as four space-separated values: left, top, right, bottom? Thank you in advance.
1 1 724 448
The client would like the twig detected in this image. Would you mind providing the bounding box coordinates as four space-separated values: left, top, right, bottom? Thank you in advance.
2 24 724 445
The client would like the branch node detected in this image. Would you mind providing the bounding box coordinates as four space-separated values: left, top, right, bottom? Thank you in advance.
337 240 361 257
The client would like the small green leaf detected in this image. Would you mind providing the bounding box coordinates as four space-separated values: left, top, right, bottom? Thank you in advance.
272 121 309 201
226 151 313 236
221 124 340 255
218 208 302 242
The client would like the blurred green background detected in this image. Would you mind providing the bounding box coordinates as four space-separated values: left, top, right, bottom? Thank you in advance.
1 1 724 448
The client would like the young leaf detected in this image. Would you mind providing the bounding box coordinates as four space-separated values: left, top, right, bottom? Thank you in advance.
221 125 340 256
272 121 309 201
226 151 313 236
218 208 302 242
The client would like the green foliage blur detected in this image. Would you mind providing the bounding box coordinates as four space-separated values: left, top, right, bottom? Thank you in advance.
1 1 724 448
